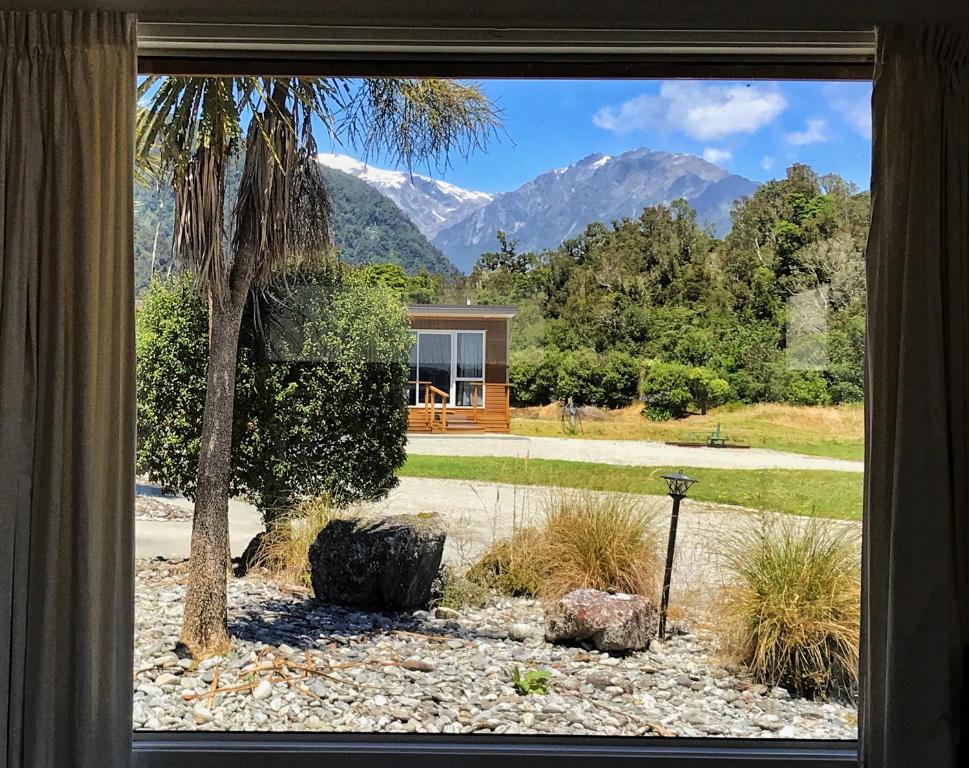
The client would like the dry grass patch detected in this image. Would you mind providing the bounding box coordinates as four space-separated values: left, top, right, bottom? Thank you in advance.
470 490 663 600
510 402 864 460
717 516 860 700
252 496 350 586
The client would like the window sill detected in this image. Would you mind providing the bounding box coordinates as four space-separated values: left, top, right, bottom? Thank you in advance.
133 733 857 768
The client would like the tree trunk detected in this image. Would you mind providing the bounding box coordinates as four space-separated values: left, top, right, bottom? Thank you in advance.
180 294 246 656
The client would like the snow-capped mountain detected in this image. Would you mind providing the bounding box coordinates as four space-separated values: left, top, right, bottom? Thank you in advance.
431 148 758 271
316 153 494 241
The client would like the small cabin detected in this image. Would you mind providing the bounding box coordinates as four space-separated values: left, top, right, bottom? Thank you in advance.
406 304 517 434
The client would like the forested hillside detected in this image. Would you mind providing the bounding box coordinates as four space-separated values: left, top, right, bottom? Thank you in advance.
366 164 868 416
133 164 455 294
320 167 457 276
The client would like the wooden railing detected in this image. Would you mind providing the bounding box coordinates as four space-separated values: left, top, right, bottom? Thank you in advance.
468 382 484 422
426 385 449 432
409 380 449 432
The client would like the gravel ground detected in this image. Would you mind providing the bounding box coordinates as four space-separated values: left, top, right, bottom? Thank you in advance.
136 496 193 522
135 476 860 617
406 434 863 473
134 559 858 739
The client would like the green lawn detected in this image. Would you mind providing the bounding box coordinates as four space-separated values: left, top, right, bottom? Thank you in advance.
400 455 863 521
510 402 865 461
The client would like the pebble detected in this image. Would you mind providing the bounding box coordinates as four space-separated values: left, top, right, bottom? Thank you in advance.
133 558 858 739
252 680 273 701
507 623 541 642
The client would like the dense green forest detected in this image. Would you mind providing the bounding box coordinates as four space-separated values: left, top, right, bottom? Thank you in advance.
364 164 868 415
133 164 454 294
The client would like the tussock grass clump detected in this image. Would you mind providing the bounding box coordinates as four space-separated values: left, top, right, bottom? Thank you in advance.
432 564 493 610
539 490 662 598
718 516 861 700
252 496 342 586
470 490 662 600
468 525 548 598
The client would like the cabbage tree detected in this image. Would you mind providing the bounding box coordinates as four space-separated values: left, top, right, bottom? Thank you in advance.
136 77 497 656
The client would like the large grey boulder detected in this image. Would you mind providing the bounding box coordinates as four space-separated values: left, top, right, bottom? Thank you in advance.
308 514 446 610
544 588 656 653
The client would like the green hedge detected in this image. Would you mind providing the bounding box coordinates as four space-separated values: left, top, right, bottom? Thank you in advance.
136 266 411 524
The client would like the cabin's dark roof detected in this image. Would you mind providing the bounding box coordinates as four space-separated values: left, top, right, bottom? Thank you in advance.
407 304 517 319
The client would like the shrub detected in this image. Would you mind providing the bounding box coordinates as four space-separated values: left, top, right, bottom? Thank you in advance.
553 347 605 405
510 347 640 409
136 275 255 495
639 361 731 420
597 350 642 409
470 491 662 599
136 265 411 525
509 347 559 406
718 516 860 700
784 371 832 406
686 366 733 415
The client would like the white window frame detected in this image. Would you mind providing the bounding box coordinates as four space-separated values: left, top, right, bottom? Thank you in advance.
132 22 874 768
410 329 486 408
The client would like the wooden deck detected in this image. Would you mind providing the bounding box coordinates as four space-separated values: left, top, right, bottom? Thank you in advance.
407 382 512 434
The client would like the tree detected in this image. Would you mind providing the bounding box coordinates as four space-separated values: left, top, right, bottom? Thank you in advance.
137 77 499 656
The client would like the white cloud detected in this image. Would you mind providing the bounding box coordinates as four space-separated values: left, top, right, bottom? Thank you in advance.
593 81 787 141
785 117 828 146
702 147 732 165
761 155 775 171
823 83 872 139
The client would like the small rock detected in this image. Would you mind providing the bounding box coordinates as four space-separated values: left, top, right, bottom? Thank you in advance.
252 679 273 701
192 703 214 723
402 659 436 672
507 623 540 642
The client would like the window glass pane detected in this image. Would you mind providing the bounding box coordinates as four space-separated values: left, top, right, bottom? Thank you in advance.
456 332 484 379
455 380 483 406
417 333 451 402
134 74 868 742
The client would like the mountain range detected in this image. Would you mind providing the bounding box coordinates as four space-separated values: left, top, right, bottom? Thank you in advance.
134 146 759 291
133 162 454 293
319 147 759 273
317 153 494 240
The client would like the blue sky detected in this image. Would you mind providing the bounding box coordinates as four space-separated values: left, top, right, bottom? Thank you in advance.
320 79 872 195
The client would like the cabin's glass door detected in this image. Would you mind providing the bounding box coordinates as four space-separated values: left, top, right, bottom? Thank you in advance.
416 332 452 405
455 331 485 406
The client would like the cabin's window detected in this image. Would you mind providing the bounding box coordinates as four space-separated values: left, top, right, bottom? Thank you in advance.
408 330 486 407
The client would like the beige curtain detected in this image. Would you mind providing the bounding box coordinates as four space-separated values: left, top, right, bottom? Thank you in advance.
0 11 136 768
863 24 969 768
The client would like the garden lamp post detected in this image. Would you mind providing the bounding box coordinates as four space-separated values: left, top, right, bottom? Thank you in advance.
658 470 697 639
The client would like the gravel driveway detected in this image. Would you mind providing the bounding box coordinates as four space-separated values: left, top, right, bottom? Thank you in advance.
406 434 863 473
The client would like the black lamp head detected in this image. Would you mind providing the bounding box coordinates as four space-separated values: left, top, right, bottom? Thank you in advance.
661 470 697 499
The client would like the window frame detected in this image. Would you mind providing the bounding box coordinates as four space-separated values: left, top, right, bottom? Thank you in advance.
133 23 873 768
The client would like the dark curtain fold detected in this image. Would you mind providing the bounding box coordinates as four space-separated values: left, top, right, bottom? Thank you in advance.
862 24 969 768
0 11 136 768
